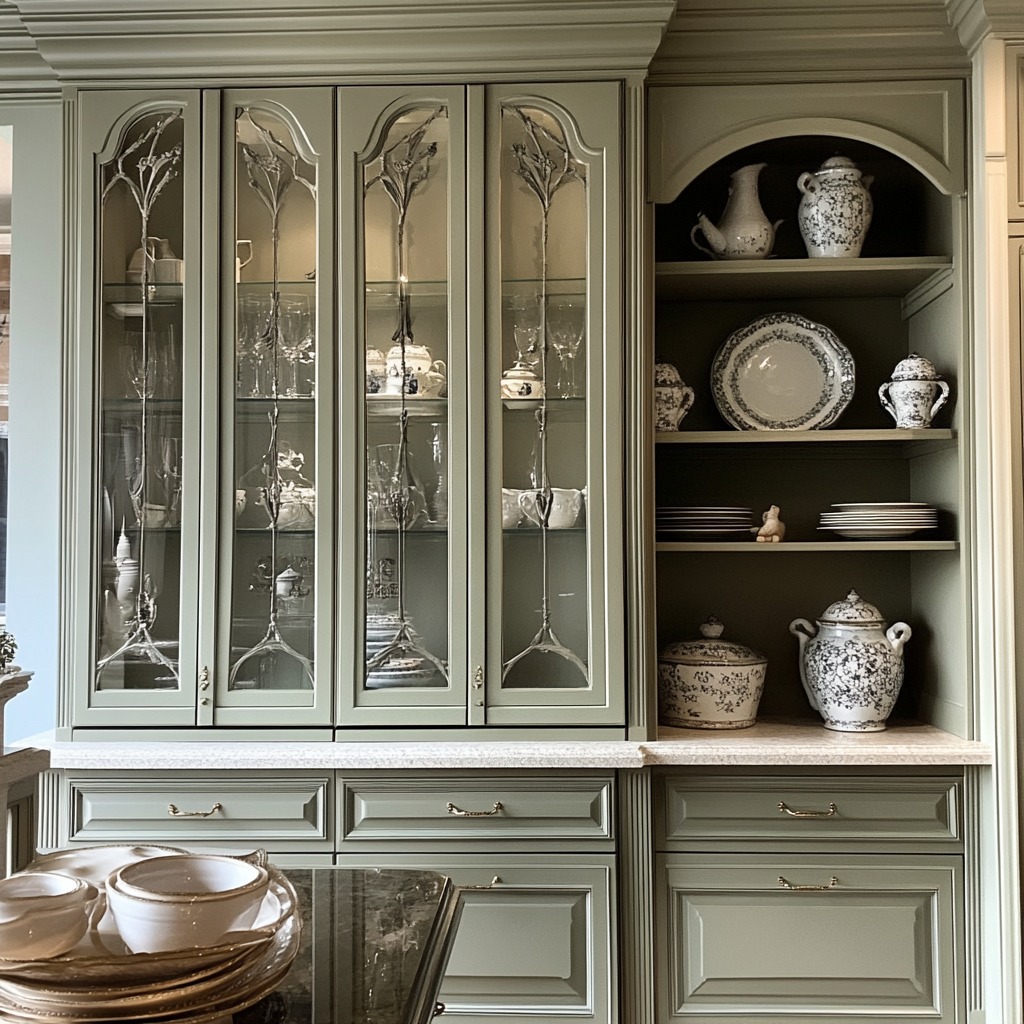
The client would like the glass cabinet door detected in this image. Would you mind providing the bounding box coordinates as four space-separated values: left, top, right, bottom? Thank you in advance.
337 87 468 725
78 91 202 724
486 83 624 726
215 89 334 726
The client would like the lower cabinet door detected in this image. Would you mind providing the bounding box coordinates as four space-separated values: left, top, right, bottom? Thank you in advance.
339 852 616 1024
657 853 962 1024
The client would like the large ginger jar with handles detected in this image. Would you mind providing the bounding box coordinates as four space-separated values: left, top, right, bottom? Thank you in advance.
789 590 910 732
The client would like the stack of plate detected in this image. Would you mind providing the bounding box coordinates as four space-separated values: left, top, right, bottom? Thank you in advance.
366 613 438 687
656 506 754 537
819 502 939 540
0 846 300 1024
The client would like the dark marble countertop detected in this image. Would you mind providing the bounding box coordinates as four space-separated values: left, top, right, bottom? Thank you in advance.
232 868 461 1024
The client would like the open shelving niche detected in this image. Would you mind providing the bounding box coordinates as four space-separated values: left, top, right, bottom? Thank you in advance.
652 134 968 737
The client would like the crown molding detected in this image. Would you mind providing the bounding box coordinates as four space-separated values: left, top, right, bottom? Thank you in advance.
0 7 57 92
947 0 1024 54
650 0 971 82
8 0 677 82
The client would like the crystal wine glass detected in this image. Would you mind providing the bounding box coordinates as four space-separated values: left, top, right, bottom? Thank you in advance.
547 300 585 398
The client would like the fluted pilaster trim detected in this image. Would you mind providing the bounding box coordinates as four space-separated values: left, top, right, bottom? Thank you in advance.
617 768 655 1024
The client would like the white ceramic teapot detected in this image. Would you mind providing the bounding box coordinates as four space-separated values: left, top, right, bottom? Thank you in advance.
789 590 911 732
690 163 782 260
384 343 433 395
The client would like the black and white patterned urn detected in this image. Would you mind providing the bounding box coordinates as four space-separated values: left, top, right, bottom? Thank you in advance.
789 590 911 732
878 353 951 429
796 156 874 258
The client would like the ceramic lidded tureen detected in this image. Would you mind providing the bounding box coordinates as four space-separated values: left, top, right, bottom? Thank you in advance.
658 616 767 729
789 590 911 732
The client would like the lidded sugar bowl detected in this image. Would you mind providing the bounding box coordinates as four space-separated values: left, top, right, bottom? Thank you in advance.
789 590 911 732
658 617 767 729
654 361 695 432
878 353 950 429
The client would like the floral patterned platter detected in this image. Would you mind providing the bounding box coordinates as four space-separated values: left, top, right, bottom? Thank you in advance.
711 312 855 430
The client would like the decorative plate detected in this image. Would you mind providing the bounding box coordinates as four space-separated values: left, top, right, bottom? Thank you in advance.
710 312 855 430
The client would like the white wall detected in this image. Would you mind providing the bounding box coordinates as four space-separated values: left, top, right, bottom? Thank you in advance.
0 100 62 741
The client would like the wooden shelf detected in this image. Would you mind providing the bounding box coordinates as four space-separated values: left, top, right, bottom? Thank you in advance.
656 540 957 552
655 428 955 445
655 256 952 301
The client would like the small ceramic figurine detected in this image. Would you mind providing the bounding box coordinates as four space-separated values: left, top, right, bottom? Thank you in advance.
754 505 785 542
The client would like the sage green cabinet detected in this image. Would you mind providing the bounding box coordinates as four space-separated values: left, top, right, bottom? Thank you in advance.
340 853 616 1024
647 80 969 735
652 770 964 1024
68 80 625 735
1008 47 1024 222
657 853 962 1023
57 769 334 856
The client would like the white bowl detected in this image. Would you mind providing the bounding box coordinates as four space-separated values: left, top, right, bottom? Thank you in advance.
106 855 270 953
0 870 94 923
0 873 99 959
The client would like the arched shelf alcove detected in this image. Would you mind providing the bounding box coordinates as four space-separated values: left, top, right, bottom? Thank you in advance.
655 134 954 264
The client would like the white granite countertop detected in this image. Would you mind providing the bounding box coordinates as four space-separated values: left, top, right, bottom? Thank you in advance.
22 719 992 770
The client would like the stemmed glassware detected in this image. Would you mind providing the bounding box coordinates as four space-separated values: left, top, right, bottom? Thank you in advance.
547 299 585 398
278 293 315 398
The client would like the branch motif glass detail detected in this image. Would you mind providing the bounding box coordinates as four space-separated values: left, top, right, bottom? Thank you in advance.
502 105 589 684
364 107 449 689
96 111 182 689
230 109 317 691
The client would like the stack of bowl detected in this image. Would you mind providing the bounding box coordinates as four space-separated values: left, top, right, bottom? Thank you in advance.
0 846 300 1023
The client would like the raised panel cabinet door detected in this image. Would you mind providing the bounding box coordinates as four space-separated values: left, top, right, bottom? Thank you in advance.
212 87 335 727
657 853 962 1024
485 81 625 727
338 852 616 1024
73 89 203 727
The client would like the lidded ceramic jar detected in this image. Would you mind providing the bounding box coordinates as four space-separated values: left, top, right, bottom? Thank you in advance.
654 362 695 432
658 617 767 729
796 156 874 258
789 590 911 732
878 353 950 429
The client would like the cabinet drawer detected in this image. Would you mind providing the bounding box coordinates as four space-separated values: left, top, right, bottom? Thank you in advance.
658 853 961 1024
658 774 961 849
338 773 614 849
64 771 333 853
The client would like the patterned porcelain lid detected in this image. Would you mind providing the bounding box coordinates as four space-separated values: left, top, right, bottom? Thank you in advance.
816 155 861 176
817 590 886 625
654 361 683 387
890 353 941 381
658 616 767 667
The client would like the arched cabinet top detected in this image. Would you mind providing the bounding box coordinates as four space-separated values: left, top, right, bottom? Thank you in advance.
648 79 966 203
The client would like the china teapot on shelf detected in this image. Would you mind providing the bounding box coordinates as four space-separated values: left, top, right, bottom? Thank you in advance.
789 590 911 732
690 162 782 260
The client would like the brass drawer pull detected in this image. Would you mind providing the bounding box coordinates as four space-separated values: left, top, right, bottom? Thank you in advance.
778 800 837 818
445 801 503 817
167 801 223 818
778 875 839 892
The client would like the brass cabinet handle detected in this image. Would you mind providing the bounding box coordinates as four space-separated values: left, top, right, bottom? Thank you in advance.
778 800 837 818
198 666 210 690
778 875 839 891
167 801 223 818
445 801 503 817
433 1002 446 1018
